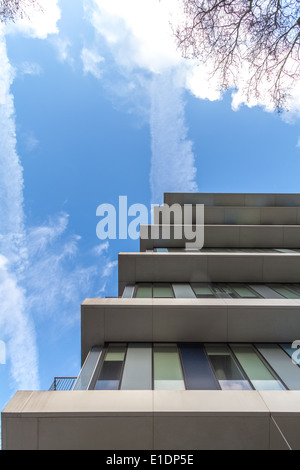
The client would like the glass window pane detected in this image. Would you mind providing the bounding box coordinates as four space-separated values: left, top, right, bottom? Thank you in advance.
230 344 285 391
122 285 134 298
172 284 195 298
121 343 152 390
249 285 284 299
205 344 251 390
99 361 123 380
192 284 214 297
153 344 185 390
269 285 299 299
231 285 259 298
256 344 300 390
179 343 219 390
73 347 102 391
280 343 298 359
135 285 152 298
153 284 174 298
96 344 127 390
105 344 126 361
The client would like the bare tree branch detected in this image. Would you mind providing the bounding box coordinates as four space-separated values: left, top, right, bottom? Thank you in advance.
173 0 300 110
0 0 41 23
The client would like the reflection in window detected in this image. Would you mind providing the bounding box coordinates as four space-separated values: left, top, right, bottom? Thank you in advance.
230 344 285 390
269 285 299 299
205 344 252 390
95 344 126 390
153 284 174 298
153 344 185 390
135 284 152 298
191 284 215 297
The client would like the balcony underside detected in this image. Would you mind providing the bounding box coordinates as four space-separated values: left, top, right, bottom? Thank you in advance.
81 298 300 363
2 390 300 450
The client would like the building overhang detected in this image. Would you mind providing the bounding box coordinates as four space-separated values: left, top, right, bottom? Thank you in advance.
2 389 300 449
81 297 300 365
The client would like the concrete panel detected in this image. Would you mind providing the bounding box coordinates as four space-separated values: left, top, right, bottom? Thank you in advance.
153 390 269 413
119 253 300 288
275 194 300 207
118 253 135 285
164 192 300 207
104 306 153 342
263 255 300 282
3 417 38 450
269 417 300 449
205 225 240 247
152 304 228 342
224 207 260 225
153 415 270 449
261 207 298 225
213 194 246 207
245 194 277 207
269 417 291 450
283 226 300 248
4 390 300 450
259 390 300 413
204 207 225 224
38 415 153 450
239 226 284 248
207 255 264 283
227 306 300 342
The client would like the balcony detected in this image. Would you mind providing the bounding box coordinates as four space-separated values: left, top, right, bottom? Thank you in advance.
49 377 77 391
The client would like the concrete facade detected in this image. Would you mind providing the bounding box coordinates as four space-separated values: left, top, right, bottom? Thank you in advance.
2 192 300 450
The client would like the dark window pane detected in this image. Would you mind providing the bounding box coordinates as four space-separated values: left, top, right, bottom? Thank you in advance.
179 343 219 390
99 361 123 381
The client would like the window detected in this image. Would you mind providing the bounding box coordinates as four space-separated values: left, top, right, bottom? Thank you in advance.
92 343 298 391
134 284 174 298
205 344 252 390
95 344 126 390
135 284 152 298
153 344 185 390
268 285 300 299
230 344 285 391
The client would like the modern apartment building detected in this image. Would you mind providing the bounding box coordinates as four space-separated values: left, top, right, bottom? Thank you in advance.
2 192 300 450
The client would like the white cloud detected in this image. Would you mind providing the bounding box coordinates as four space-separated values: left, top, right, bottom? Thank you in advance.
88 0 183 73
19 61 42 76
23 131 39 152
87 0 300 119
0 31 39 390
86 0 199 202
92 241 109 256
22 214 98 327
101 260 118 278
50 36 73 65
4 0 61 39
81 47 104 79
149 71 198 204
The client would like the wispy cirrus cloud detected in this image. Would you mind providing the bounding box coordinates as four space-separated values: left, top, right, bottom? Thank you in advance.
0 6 118 397
0 27 39 390
50 36 74 65
84 0 199 203
81 47 104 79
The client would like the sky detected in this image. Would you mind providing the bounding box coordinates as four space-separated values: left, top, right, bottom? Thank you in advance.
1 0 300 439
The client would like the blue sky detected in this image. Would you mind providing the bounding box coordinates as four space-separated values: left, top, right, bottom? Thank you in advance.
1 0 300 432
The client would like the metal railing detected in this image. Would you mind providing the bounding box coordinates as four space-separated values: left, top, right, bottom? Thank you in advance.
49 377 77 391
